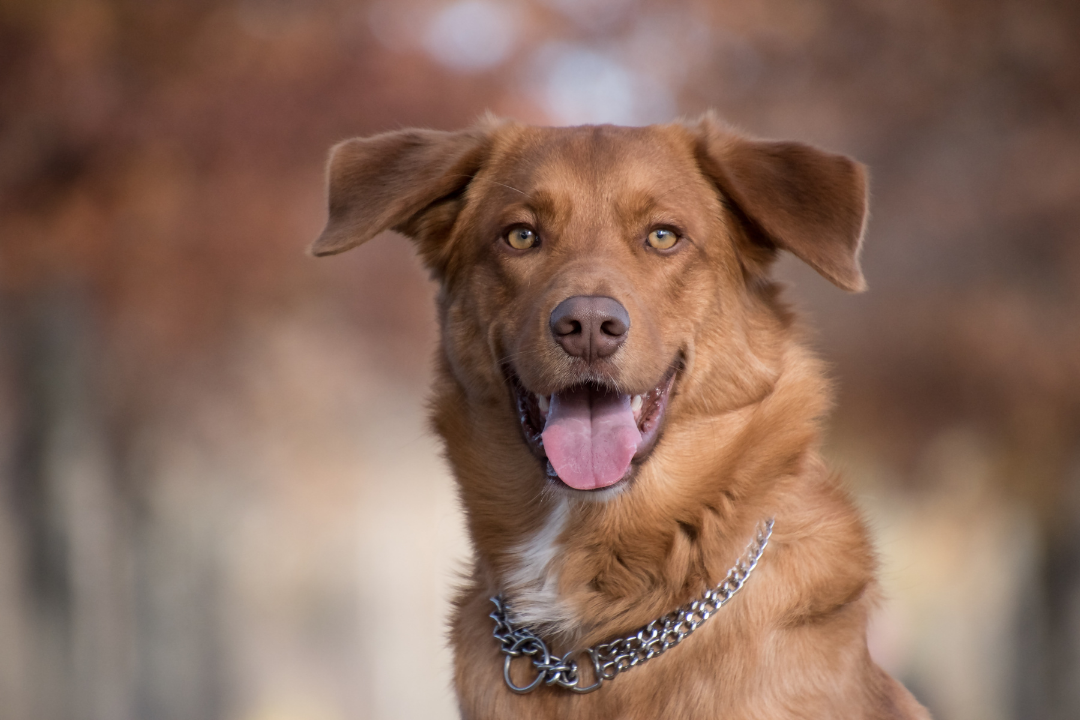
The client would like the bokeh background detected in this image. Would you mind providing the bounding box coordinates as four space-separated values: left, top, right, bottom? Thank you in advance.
2 0 1078 718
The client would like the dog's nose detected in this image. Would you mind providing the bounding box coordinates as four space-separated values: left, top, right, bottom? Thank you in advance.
549 295 630 362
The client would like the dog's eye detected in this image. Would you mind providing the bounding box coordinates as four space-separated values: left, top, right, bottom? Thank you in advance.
647 228 679 251
506 227 537 250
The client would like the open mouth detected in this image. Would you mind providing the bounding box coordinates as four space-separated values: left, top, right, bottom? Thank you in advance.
508 363 679 491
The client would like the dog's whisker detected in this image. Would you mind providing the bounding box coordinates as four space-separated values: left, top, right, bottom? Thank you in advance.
449 173 529 198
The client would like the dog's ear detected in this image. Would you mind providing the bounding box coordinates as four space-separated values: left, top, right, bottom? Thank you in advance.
691 114 869 292
310 126 492 258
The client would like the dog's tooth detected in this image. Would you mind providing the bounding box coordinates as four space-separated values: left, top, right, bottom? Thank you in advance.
631 394 643 414
537 394 550 414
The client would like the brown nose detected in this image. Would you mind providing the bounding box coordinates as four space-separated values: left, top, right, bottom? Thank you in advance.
549 296 630 362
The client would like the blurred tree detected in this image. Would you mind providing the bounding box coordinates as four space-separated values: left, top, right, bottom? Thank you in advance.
1 0 1077 718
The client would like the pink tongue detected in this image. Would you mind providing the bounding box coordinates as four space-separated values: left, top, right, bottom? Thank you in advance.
541 386 642 490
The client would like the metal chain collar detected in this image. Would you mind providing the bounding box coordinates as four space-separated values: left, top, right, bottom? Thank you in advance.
490 517 774 694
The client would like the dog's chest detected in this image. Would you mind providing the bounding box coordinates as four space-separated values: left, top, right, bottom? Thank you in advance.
502 498 574 632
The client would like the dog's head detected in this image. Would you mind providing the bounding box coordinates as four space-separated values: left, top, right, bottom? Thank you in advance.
313 115 866 497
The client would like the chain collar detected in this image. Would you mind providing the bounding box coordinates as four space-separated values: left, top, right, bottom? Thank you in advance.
490 518 774 694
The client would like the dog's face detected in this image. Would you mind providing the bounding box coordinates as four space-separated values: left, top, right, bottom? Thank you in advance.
445 125 741 493
313 116 867 498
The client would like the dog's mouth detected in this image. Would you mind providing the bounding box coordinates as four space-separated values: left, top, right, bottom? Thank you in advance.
508 363 679 491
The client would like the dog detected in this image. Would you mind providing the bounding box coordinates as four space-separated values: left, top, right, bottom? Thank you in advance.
311 114 930 719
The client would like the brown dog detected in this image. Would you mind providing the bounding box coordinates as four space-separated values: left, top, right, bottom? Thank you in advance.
312 114 930 719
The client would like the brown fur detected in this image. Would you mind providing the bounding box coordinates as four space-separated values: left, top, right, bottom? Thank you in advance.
312 114 930 719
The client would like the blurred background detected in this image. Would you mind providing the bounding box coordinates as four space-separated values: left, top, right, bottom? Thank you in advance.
1 0 1078 718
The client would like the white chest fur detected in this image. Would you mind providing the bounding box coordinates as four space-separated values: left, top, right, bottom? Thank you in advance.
502 497 574 634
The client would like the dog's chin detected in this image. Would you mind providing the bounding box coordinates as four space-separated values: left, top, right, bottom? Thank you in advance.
506 361 679 495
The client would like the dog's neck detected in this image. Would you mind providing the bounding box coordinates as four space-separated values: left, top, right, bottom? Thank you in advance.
494 400 800 647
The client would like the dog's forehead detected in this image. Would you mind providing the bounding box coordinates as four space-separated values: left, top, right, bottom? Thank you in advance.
483 124 704 205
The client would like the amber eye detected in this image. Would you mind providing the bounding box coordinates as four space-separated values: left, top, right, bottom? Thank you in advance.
506 227 537 250
647 228 679 250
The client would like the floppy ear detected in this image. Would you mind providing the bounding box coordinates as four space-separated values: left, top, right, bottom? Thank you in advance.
310 126 492 258
692 115 869 291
